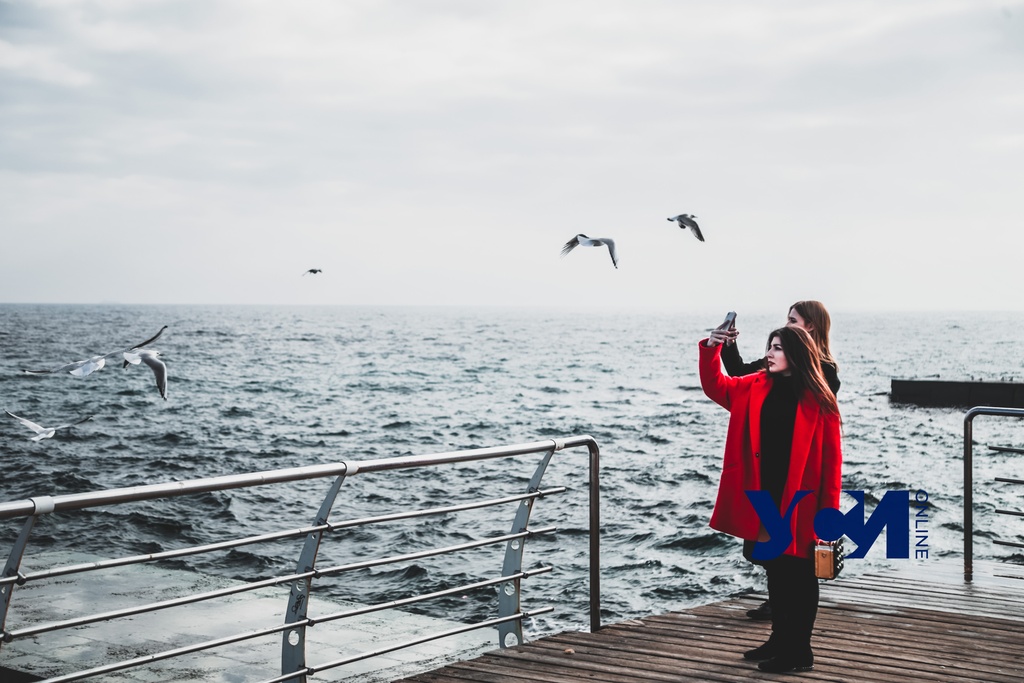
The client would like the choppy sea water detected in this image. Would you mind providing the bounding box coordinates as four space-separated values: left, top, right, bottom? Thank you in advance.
1 305 1022 638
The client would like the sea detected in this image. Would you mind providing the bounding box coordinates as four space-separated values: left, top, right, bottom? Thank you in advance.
1 304 1022 640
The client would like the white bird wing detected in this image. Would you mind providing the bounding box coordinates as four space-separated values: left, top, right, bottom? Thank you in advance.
128 325 168 352
672 214 705 242
52 415 94 431
560 235 582 257
140 352 168 399
120 326 168 367
5 410 46 434
23 326 167 375
683 217 705 242
604 238 619 268
24 357 101 375
68 356 107 376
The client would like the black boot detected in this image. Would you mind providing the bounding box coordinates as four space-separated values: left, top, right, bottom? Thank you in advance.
742 639 778 661
746 599 772 621
757 651 814 673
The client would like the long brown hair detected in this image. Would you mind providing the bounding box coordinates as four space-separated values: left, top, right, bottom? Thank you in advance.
766 326 839 416
790 300 837 368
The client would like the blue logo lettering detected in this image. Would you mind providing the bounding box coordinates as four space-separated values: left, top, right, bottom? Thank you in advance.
814 490 910 559
745 490 912 561
745 490 812 561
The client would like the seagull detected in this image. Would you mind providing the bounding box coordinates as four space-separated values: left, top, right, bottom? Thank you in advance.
668 214 705 242
122 349 168 400
4 410 93 442
560 234 619 269
22 326 168 377
303 269 322 276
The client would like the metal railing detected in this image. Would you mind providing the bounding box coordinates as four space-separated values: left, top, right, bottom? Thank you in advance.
0 435 601 682
963 406 1024 582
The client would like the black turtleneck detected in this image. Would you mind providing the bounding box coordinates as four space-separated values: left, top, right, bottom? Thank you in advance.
760 373 800 507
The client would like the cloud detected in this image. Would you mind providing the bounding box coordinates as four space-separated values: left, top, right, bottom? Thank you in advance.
1 1 1023 308
0 38 93 86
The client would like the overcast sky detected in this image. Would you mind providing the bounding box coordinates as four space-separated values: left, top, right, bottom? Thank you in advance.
2 0 1022 311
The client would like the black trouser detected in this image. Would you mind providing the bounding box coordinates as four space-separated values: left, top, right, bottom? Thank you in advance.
763 554 818 656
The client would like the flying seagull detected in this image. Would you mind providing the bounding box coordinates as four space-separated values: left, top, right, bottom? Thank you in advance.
22 326 168 377
4 410 93 442
123 349 168 400
303 269 322 276
560 234 619 269
668 214 705 242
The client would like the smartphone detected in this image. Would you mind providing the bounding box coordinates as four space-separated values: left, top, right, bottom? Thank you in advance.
715 311 737 331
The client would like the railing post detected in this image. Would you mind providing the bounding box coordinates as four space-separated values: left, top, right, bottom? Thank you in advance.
497 448 555 648
0 516 39 649
964 410 975 583
963 406 1024 583
281 470 350 681
586 438 601 633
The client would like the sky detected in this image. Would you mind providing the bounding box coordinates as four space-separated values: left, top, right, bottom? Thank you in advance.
2 0 1023 312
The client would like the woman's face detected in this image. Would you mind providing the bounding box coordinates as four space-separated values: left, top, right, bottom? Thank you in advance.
766 335 791 375
786 307 812 332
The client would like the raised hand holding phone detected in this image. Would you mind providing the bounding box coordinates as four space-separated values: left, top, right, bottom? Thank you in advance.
707 311 738 347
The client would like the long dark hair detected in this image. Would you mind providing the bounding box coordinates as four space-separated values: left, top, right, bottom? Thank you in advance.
790 300 837 369
766 326 840 416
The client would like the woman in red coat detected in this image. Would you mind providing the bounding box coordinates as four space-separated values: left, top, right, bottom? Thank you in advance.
700 325 842 673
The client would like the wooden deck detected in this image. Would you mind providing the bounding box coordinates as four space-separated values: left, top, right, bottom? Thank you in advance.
394 561 1024 682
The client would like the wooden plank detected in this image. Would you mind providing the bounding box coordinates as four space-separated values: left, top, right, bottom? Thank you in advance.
573 611 1020 683
394 562 1024 683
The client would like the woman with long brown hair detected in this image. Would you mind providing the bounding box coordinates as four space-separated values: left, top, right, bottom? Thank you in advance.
699 325 842 673
711 300 840 395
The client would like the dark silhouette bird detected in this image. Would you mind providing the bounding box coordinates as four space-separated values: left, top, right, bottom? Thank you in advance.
560 234 619 269
4 410 93 441
22 326 168 377
303 269 323 276
668 214 705 242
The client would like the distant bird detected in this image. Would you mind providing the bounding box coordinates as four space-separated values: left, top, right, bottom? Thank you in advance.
303 269 322 276
123 350 168 400
4 410 93 442
23 326 168 377
560 234 619 269
668 214 705 242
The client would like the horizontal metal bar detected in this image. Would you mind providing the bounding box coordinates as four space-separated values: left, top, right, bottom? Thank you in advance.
0 437 595 520
25 569 561 683
995 509 1024 518
314 567 553 625
28 621 295 683
994 540 1024 549
262 607 556 683
990 445 1024 454
27 568 557 683
0 463 351 520
0 527 315 587
25 569 556 683
315 526 557 579
347 437 593 475
995 477 1024 485
0 488 566 588
965 407 1024 420
5 527 555 642
4 568 314 641
327 486 566 532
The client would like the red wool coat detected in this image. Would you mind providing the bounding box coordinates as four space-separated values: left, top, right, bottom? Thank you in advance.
698 340 843 559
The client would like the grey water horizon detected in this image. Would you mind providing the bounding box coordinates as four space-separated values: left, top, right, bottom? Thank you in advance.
1 303 1022 638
